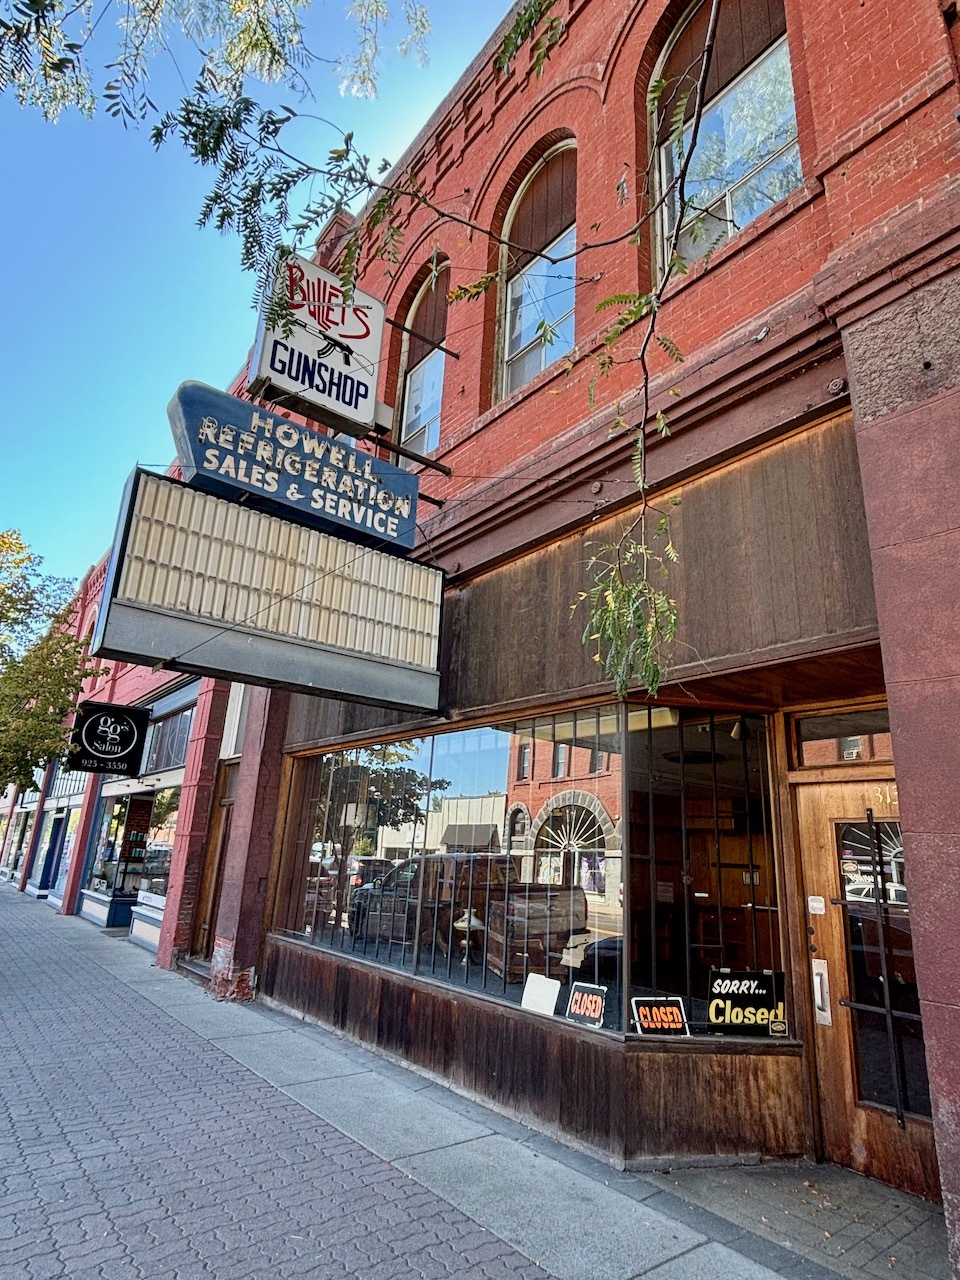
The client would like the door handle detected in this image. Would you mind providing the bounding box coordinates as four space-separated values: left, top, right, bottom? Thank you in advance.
812 958 832 1026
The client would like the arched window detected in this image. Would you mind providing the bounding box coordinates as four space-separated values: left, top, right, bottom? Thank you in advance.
655 0 800 264
399 265 448 463
501 145 577 398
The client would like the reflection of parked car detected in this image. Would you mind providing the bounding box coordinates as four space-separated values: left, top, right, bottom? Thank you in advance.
348 857 394 894
575 935 622 984
349 855 588 975
350 854 513 946
844 880 908 906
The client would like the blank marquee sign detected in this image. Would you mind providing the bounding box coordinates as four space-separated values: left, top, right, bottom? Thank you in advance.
92 468 442 712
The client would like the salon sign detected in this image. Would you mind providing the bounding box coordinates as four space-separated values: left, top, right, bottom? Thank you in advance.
248 254 385 436
69 702 150 776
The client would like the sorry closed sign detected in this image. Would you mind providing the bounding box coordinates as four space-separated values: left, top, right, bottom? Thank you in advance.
707 970 787 1036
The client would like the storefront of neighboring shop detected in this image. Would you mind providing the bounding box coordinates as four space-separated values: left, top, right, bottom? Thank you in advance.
78 681 198 944
0 782 41 886
28 765 90 906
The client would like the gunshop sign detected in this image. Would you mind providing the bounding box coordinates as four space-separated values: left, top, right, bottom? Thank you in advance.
169 382 418 550
247 254 385 436
69 702 150 776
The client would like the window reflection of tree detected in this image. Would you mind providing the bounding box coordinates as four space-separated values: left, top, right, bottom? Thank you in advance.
663 40 800 259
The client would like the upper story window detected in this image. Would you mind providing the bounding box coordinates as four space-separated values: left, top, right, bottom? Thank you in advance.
502 145 577 398
656 0 800 265
399 266 448 465
145 705 195 774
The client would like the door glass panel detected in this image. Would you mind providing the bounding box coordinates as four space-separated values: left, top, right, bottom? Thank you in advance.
836 819 931 1118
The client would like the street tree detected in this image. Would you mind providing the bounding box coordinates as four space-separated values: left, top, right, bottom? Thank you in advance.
0 531 99 792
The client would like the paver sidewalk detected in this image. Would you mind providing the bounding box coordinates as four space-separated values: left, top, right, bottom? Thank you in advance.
0 886 950 1280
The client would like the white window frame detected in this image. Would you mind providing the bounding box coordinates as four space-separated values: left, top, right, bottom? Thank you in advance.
400 346 444 460
503 225 576 397
499 143 577 401
658 34 800 266
398 271 448 465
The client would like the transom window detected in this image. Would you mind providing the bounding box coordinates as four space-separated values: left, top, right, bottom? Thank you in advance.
656 0 800 264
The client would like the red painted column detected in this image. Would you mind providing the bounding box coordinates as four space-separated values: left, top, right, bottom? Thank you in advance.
208 686 290 1001
835 249 960 1267
156 678 231 969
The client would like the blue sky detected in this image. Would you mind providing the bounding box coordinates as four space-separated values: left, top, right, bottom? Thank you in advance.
0 3 508 586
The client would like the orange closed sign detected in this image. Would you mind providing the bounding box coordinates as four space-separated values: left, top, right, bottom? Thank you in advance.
565 983 607 1027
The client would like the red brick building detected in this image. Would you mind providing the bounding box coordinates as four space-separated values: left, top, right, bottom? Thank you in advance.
229 1 960 1258
14 0 960 1265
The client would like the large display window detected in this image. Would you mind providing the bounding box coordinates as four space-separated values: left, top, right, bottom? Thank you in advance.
625 709 781 1036
1 809 37 881
274 708 625 1026
274 705 782 1038
85 787 180 899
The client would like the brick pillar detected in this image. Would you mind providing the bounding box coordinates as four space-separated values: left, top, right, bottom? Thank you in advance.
156 679 231 970
839 263 960 1266
208 686 290 1001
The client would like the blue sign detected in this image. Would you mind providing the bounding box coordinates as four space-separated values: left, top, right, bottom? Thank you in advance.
168 382 418 550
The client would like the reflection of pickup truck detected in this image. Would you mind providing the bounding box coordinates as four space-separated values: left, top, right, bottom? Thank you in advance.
349 855 588 980
485 885 588 983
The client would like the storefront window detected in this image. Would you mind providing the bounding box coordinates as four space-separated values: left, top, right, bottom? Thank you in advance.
27 810 59 888
50 808 82 899
274 708 625 1029
3 810 37 879
626 710 780 1036
85 787 180 898
143 787 179 896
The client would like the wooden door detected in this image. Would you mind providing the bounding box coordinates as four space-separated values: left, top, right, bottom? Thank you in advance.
190 762 235 959
796 780 940 1201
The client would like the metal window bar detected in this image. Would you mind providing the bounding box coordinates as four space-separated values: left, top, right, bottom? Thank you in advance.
678 718 694 1009
738 720 761 967
709 714 727 959
835 809 908 1127
411 736 435 978
646 708 659 996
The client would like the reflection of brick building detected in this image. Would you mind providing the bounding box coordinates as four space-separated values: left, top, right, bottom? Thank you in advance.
505 735 621 900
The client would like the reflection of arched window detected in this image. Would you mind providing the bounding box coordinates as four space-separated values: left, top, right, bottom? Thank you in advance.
655 0 799 264
501 145 576 397
399 265 449 463
509 808 528 844
534 803 605 889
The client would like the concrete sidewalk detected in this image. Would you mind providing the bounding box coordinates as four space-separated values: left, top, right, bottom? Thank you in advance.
0 886 950 1280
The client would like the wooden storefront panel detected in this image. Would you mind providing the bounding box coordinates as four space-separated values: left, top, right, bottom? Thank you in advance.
261 933 806 1166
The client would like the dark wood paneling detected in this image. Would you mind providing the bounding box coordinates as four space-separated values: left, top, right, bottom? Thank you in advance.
262 935 806 1165
442 415 876 713
284 695 415 752
284 416 877 747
